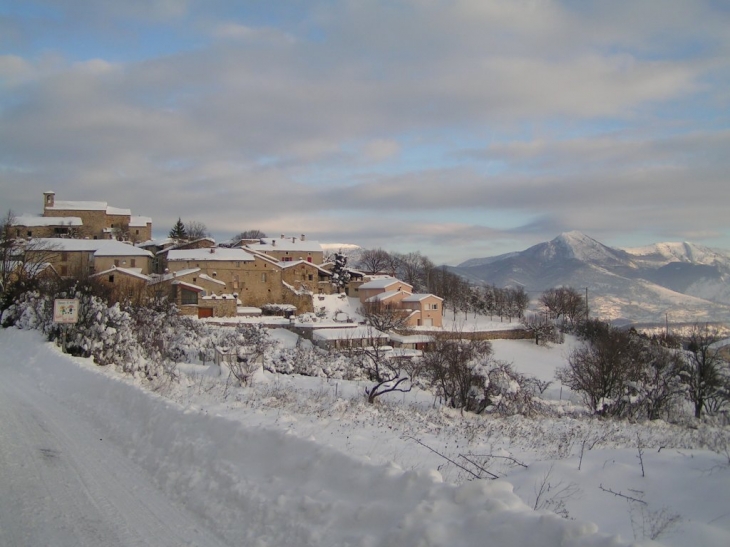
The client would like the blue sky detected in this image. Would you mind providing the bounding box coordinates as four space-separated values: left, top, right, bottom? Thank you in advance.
1 0 729 264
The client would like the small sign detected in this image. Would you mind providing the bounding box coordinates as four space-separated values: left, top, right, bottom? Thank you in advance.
53 299 79 324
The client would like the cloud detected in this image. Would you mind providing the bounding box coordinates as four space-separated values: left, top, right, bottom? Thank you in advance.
0 1 729 264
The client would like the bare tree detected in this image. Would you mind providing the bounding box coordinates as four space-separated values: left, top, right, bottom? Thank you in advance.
421 333 494 413
522 313 560 345
358 299 411 332
392 251 434 292
186 220 210 240
350 329 412 404
356 248 393 275
680 324 729 418
218 324 273 385
539 287 587 327
234 229 267 241
112 222 131 242
1 211 60 309
556 325 642 416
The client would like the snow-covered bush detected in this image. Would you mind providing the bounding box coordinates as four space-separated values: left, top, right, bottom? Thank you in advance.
2 285 145 372
267 346 363 380
419 335 542 416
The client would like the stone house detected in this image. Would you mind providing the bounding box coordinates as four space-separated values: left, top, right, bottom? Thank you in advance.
11 214 83 239
243 234 324 265
26 238 154 278
154 238 216 274
278 260 334 295
90 266 153 305
165 247 314 314
36 191 152 242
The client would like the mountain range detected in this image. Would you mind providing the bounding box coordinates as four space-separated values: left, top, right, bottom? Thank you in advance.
450 231 730 325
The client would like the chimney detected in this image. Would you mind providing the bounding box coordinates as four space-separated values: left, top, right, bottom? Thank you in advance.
272 240 276 246
281 234 285 239
210 247 215 253
292 236 296 243
301 234 305 242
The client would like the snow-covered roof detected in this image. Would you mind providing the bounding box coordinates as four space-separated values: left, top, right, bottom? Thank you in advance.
171 280 205 292
46 200 132 216
129 216 152 227
30 238 153 257
278 260 332 275
12 214 83 227
359 277 412 291
365 290 406 303
388 332 434 344
199 273 227 286
167 248 255 262
312 326 389 341
150 268 200 284
248 237 323 253
91 266 152 282
47 200 107 211
138 237 174 249
202 293 236 300
106 206 132 216
401 293 443 303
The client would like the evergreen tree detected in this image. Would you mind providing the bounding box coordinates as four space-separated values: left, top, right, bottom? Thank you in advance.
169 218 188 242
331 252 351 290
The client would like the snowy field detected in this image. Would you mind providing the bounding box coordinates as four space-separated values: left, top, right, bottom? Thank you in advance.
1 327 729 546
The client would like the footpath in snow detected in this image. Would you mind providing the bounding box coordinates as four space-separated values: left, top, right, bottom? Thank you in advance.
0 329 634 547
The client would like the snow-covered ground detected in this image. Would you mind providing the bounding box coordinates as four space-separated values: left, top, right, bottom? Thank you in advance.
1 327 729 546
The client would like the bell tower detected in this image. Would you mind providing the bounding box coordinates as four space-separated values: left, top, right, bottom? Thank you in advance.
43 191 55 212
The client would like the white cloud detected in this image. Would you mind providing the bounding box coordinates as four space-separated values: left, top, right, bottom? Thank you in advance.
0 1 729 263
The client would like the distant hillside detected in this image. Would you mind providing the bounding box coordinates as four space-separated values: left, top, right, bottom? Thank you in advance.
450 231 730 324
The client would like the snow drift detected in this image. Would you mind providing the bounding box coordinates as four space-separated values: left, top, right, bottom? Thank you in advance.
1 329 633 547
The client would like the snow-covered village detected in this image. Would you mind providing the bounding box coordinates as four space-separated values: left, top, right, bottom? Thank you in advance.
1 189 730 547
2 2 730 546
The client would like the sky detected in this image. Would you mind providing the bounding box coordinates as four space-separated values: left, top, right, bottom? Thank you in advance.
1 0 729 265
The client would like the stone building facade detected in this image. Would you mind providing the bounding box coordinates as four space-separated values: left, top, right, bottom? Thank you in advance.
37 191 152 242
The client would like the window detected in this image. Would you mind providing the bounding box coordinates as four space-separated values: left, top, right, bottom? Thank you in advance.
60 265 68 276
61 252 68 262
130 259 136 268
135 229 139 235
429 303 439 310
114 259 120 267
108 275 115 283
181 289 198 305
308 274 313 281
262 273 267 282
27 231 32 237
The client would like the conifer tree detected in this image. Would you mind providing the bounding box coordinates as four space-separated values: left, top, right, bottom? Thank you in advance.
169 218 188 242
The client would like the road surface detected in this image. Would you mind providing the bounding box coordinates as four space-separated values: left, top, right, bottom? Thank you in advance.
0 359 228 547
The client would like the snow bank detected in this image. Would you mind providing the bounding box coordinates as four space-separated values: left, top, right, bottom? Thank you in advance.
2 329 635 547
